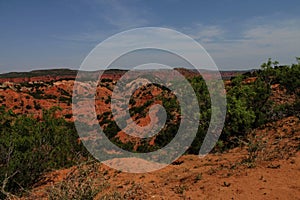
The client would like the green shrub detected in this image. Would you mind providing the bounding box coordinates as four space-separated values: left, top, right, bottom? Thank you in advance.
0 107 89 198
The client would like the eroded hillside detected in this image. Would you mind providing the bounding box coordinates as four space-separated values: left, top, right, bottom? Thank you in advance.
0 61 299 199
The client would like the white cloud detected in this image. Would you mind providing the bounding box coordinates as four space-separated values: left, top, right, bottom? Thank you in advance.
182 24 225 43
52 0 150 43
99 0 149 30
189 19 300 70
54 0 150 43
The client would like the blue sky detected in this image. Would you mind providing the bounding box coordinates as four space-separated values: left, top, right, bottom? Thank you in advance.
0 0 300 73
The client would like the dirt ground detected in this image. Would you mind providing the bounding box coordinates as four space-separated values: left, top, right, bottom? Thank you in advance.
20 116 300 200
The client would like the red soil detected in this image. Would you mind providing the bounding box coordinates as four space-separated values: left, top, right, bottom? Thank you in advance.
23 116 300 199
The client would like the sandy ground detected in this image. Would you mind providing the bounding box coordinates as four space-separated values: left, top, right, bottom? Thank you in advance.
23 150 299 200
22 116 299 200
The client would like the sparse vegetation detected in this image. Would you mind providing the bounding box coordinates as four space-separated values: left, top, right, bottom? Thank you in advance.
47 161 106 200
0 58 299 198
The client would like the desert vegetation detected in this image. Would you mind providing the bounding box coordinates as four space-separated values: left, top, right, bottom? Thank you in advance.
0 58 299 199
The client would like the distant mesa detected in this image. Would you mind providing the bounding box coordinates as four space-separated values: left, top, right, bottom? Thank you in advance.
0 68 125 83
0 67 251 83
